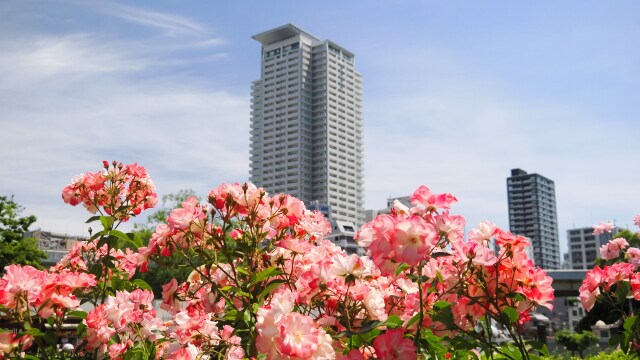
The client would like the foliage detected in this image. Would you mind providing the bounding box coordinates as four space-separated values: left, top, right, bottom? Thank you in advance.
542 349 628 360
0 196 46 270
0 237 46 271
0 195 37 244
555 330 598 358
0 161 557 359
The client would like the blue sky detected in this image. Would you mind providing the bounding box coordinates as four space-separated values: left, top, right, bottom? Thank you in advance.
1 1 639 257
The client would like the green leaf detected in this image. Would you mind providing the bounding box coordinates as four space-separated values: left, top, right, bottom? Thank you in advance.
609 332 624 347
224 310 239 321
395 262 410 276
22 327 44 337
405 312 421 329
431 306 455 329
132 278 153 291
384 315 404 329
100 216 115 230
91 229 106 241
257 279 287 302
506 292 526 302
85 215 102 224
433 300 450 310
501 306 519 324
76 322 87 336
109 229 141 249
67 310 87 319
623 315 637 331
530 341 550 357
43 330 57 346
251 267 283 285
352 320 383 334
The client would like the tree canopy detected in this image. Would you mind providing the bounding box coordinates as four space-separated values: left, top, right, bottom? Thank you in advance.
0 195 46 270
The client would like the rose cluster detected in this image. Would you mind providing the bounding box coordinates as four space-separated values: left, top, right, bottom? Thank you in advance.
0 162 557 359
62 161 157 221
579 217 640 311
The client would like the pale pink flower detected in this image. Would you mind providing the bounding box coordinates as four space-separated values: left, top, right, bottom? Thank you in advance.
0 265 45 311
631 273 640 301
297 210 332 240
593 221 616 235
0 331 33 355
634 214 640 228
167 197 205 231
363 289 388 321
579 283 600 311
392 199 410 215
518 268 555 311
626 247 640 268
372 328 417 360
410 185 457 211
468 221 497 243
256 289 297 351
600 237 629 260
276 235 313 254
390 216 437 266
330 254 367 279
434 212 465 242
275 313 320 358
166 343 199 360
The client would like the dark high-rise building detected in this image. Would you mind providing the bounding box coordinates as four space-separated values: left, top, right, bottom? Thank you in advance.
507 168 561 269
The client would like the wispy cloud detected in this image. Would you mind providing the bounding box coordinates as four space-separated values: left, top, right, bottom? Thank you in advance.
90 2 209 37
0 3 246 236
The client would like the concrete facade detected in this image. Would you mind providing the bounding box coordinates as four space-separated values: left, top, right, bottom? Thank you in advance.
250 24 364 227
567 226 621 269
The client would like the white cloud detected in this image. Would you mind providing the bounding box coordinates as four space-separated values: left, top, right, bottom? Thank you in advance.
88 1 209 37
362 46 640 256
0 5 248 236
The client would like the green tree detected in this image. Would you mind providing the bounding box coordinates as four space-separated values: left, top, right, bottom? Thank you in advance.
132 190 198 297
0 195 46 270
555 330 598 358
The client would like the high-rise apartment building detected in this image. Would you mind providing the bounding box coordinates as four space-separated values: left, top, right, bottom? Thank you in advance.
250 24 364 227
507 169 561 269
567 226 621 269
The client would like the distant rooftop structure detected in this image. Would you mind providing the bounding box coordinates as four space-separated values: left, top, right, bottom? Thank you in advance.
24 229 86 266
252 24 321 46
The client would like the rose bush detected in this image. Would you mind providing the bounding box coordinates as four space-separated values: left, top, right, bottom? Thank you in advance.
579 217 640 355
0 161 555 359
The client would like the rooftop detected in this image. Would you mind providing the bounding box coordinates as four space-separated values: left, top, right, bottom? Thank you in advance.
253 24 321 46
